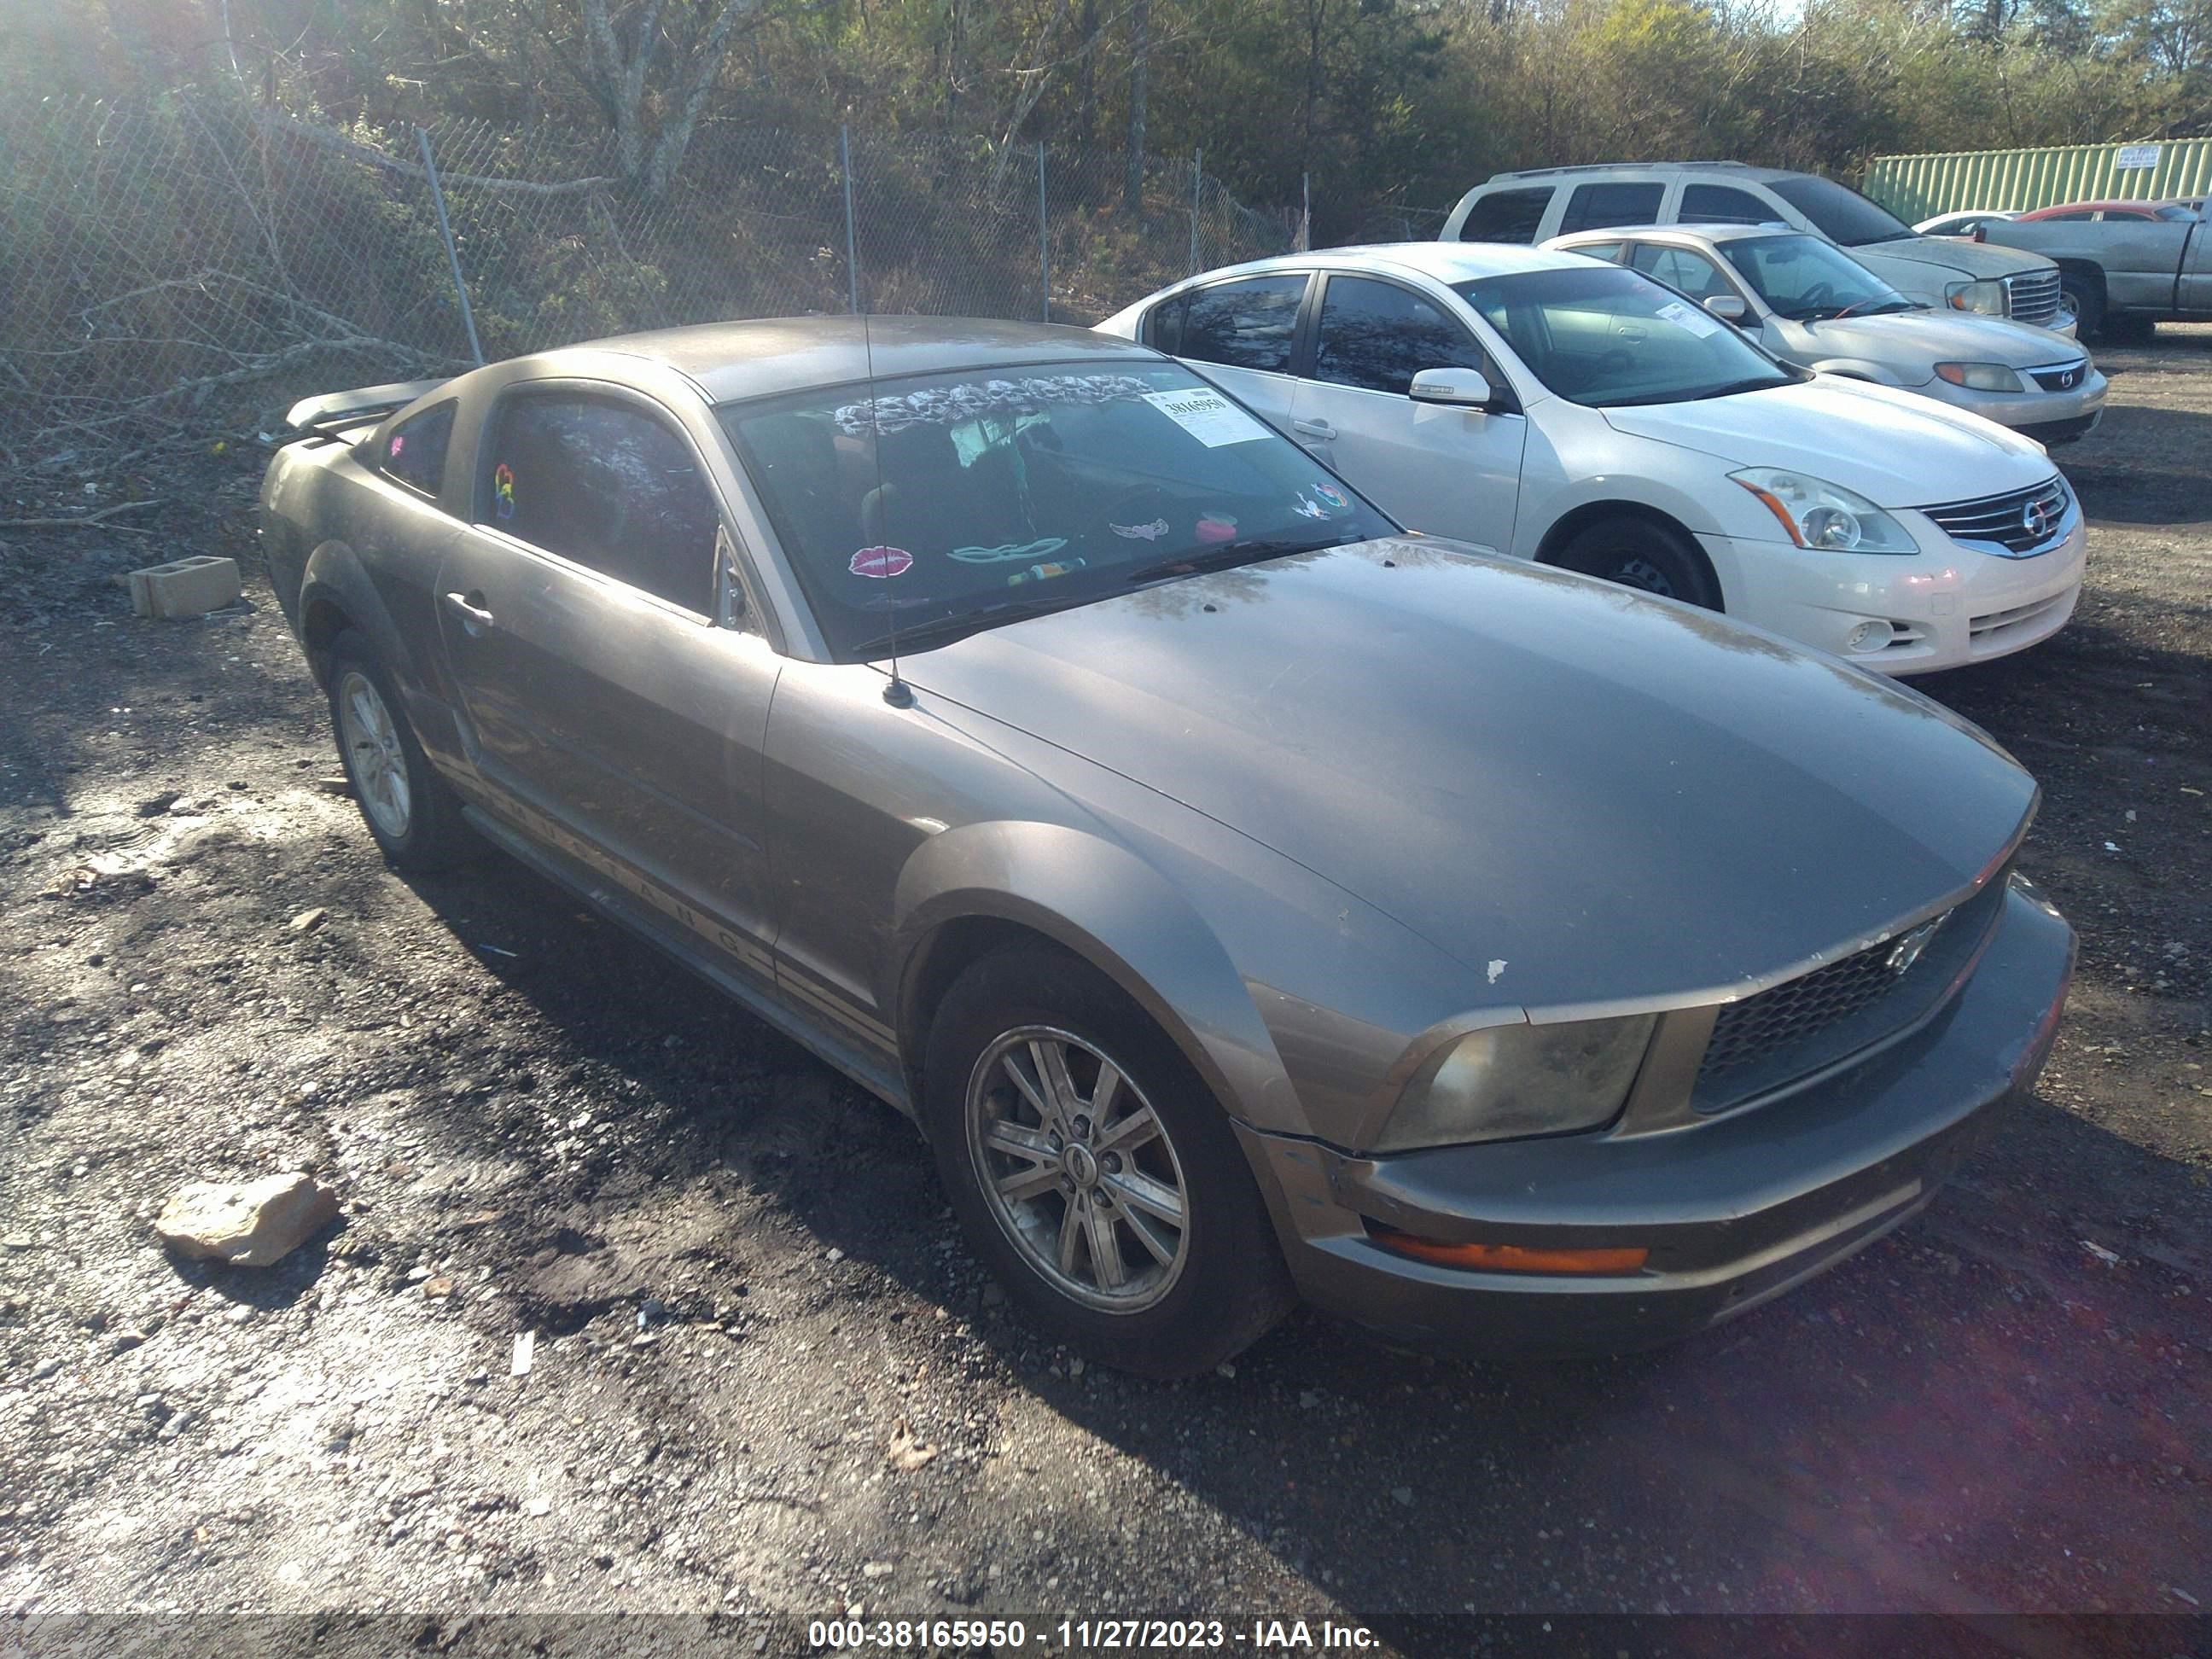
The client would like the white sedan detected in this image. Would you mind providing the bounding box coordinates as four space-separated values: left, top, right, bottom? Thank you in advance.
1096 243 2087 675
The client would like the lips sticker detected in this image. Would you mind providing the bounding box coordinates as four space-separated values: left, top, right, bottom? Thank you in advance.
849 545 914 579
1195 515 1238 544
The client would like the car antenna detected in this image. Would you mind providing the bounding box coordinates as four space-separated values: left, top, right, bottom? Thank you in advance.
861 310 915 709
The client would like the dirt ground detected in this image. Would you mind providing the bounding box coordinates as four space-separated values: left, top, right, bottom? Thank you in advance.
1 329 2208 1654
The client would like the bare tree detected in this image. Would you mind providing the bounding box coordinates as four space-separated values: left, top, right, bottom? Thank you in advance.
1125 0 1149 213
573 0 758 194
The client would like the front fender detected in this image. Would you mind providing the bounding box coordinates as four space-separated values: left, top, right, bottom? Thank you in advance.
890 820 1300 1132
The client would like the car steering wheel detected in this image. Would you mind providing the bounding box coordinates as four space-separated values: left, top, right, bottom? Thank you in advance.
1798 281 1837 310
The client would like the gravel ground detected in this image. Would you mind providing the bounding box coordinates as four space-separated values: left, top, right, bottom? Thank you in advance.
1 329 2208 1652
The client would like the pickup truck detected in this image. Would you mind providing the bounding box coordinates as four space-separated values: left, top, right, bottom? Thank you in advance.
1981 212 2212 340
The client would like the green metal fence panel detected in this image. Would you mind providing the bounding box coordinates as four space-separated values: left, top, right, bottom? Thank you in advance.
1865 139 2212 221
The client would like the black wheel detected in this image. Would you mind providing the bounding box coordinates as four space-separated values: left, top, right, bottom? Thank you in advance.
1551 515 1721 610
325 630 478 871
2058 272 2104 341
923 946 1295 1378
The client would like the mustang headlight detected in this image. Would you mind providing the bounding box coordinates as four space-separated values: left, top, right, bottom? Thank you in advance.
1730 467 1918 554
1945 278 2008 317
1374 1016 1656 1152
1934 361 2025 393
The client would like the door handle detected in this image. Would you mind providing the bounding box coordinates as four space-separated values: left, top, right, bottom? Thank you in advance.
1292 418 1336 439
443 590 495 631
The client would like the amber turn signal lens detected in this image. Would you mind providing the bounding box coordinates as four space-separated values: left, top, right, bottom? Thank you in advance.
1369 1226 1647 1276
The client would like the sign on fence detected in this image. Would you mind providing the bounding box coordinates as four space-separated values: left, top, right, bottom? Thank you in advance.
2115 144 2163 172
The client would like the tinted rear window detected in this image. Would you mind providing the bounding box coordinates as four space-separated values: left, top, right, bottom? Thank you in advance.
1679 183 1772 226
1458 187 1553 244
1768 176 1913 247
1557 182 1664 236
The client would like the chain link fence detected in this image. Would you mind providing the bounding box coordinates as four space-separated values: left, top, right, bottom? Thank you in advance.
0 93 1296 471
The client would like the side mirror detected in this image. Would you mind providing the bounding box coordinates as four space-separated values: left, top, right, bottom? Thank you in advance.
1408 367 1495 409
1703 294 1749 323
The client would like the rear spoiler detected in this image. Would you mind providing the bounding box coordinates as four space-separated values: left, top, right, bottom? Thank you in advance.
283 379 450 439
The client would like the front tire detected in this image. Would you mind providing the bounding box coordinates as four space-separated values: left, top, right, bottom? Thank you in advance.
326 631 478 872
1551 515 1722 610
922 946 1295 1378
2058 272 2104 341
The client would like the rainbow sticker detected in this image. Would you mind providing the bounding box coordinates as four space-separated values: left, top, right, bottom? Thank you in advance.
492 462 515 520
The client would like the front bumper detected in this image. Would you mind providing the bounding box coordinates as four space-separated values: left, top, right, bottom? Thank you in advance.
1696 505 2087 676
1238 879 2073 1353
1915 365 2107 443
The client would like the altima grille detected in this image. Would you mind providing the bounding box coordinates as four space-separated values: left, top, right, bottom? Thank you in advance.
2028 360 2088 393
1699 914 1951 1082
1918 477 2070 556
2005 268 2064 329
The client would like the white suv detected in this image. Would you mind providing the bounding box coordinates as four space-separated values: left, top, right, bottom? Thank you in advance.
1443 163 2072 334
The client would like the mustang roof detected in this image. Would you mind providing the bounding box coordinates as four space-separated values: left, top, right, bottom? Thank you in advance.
579 316 1164 405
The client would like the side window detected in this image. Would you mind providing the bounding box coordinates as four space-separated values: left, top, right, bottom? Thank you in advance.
1144 294 1187 354
1629 243 1732 302
1313 276 1493 396
378 401 455 498
1180 276 1308 375
477 395 719 614
1458 187 1554 244
1566 241 1627 263
1679 184 1773 226
1557 181 1664 236
2041 209 2093 222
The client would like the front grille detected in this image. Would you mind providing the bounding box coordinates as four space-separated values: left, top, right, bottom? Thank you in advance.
2029 360 2088 393
1700 914 1950 1082
1918 476 2069 556
2006 268 2064 329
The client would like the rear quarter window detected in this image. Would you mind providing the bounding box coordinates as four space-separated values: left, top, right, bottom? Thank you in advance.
1458 187 1555 244
378 401 456 498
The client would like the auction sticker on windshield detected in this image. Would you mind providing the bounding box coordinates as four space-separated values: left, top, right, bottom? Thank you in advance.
1654 300 1724 339
1142 387 1271 447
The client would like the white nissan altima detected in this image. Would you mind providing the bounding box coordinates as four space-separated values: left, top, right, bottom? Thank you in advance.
1096 242 2087 674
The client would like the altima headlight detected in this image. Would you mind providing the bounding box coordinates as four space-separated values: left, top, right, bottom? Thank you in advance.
1946 278 2008 317
1935 361 2025 393
1373 1016 1656 1152
1730 467 1918 554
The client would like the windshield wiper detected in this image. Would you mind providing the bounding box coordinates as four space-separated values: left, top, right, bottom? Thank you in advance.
1122 534 1347 585
847 594 1083 659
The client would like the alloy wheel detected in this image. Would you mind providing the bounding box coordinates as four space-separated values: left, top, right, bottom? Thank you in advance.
335 668 412 840
965 1025 1190 1313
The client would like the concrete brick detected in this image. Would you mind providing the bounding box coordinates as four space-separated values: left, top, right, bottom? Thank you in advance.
128 555 242 619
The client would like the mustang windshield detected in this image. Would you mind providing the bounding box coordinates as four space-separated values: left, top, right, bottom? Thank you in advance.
1720 233 1913 320
722 362 1392 660
1455 266 1797 409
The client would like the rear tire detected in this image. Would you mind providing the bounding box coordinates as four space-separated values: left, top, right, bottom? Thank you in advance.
326 631 478 872
922 946 1295 1378
1551 515 1722 611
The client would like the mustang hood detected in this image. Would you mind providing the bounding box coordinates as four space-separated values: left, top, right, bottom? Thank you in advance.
906 541 2037 1014
1602 379 2054 504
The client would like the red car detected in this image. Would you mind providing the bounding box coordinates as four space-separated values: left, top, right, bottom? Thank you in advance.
2015 199 2200 224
